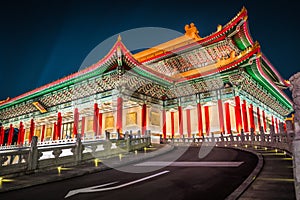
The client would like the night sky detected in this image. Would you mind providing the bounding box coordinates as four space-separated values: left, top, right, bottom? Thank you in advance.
0 0 299 100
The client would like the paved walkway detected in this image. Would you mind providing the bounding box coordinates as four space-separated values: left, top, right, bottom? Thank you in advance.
239 145 295 200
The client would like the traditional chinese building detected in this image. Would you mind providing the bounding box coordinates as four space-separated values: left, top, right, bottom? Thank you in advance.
0 7 293 146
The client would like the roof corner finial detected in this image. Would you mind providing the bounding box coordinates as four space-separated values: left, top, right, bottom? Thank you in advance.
117 34 122 41
241 6 247 13
254 41 260 48
184 23 201 40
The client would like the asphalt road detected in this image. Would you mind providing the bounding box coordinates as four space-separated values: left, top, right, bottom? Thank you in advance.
0 146 258 200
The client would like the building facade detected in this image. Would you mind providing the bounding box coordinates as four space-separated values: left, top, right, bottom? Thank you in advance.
0 7 293 146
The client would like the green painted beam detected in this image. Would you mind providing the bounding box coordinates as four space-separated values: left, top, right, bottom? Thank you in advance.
246 65 293 110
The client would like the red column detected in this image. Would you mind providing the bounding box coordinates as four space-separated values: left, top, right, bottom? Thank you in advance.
29 119 35 143
162 109 166 139
81 116 86 138
249 104 255 131
235 96 242 133
271 116 275 128
275 118 279 133
0 127 5 145
98 112 103 136
242 100 249 132
93 103 99 135
73 108 79 138
41 124 46 142
204 106 210 136
224 102 231 134
262 110 267 132
197 103 203 137
178 106 183 137
116 97 123 133
257 107 261 129
141 104 147 135
53 122 57 141
218 99 225 133
8 124 14 146
186 109 191 138
0 126 3 145
283 122 287 133
57 112 62 140
21 128 25 145
171 111 175 138
18 122 24 145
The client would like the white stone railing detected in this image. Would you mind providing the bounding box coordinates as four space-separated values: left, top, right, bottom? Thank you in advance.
168 125 294 154
0 132 151 177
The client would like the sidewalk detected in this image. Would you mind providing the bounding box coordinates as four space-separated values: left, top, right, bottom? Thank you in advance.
0 144 173 193
237 145 295 200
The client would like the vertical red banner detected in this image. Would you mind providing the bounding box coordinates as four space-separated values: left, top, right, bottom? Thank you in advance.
218 99 224 133
171 112 175 138
225 102 231 134
235 96 242 133
197 103 203 137
162 109 166 139
204 106 210 136
242 100 249 132
141 104 147 135
186 109 191 138
116 97 123 133
178 106 183 137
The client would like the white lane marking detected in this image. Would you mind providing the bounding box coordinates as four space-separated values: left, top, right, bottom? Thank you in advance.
65 170 170 198
65 182 118 198
134 161 244 167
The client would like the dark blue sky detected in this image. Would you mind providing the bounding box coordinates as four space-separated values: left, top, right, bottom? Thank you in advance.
0 0 299 100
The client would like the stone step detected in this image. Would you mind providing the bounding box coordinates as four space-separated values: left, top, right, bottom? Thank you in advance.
240 189 295 200
250 181 294 191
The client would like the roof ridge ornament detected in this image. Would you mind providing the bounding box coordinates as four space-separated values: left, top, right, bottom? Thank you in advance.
184 23 201 40
0 97 10 105
117 34 122 41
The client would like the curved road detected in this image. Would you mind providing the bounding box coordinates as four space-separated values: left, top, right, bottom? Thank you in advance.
0 147 257 200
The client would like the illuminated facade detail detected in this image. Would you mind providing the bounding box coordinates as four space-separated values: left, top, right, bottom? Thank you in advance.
0 7 293 146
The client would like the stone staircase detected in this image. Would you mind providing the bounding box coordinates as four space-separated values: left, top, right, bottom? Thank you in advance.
239 146 295 200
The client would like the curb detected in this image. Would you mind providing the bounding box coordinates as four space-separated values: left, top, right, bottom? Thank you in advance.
225 146 264 200
0 144 174 193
